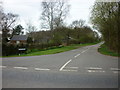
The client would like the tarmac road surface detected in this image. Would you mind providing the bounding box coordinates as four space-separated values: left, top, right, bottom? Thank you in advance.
2 43 119 88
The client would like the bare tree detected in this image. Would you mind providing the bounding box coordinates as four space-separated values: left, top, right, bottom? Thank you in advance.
1 13 18 42
0 1 4 31
41 0 70 30
25 21 37 43
0 1 3 44
26 21 37 34
1 13 18 31
0 2 18 43
53 0 70 28
0 1 3 17
71 19 85 28
78 19 85 28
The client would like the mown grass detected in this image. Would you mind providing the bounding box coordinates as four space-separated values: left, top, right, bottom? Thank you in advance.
3 42 99 57
98 44 120 57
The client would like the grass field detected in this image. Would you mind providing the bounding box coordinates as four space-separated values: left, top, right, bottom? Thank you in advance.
3 42 99 57
98 44 120 57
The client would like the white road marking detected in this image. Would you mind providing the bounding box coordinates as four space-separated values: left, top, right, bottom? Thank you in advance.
88 70 96 72
35 68 50 71
113 71 118 74
110 68 120 71
81 49 89 53
61 69 77 72
99 70 105 72
0 66 7 68
74 54 80 58
81 50 86 53
59 59 72 71
14 67 28 70
65 67 78 69
86 67 102 70
88 70 105 73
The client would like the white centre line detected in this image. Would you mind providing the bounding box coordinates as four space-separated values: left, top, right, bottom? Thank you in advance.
35 68 50 71
86 67 102 70
74 54 80 58
88 70 105 73
61 69 77 72
59 59 72 71
66 67 78 69
0 66 7 68
110 68 120 71
81 49 88 53
113 71 118 74
14 67 28 70
81 50 86 53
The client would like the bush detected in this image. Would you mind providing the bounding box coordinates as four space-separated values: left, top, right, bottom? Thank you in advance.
2 44 17 56
2 44 27 56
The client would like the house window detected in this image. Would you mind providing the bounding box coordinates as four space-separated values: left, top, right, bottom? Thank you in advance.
16 41 20 44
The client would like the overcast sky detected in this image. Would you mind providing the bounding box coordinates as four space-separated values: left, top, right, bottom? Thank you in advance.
3 0 96 31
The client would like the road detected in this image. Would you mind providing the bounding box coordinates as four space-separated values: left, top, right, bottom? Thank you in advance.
1 43 119 88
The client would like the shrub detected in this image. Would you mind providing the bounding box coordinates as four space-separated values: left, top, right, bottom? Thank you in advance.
2 44 27 56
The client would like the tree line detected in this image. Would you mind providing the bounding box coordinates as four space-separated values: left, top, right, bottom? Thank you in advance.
27 0 99 46
90 1 120 53
0 1 24 44
0 0 100 56
28 25 99 45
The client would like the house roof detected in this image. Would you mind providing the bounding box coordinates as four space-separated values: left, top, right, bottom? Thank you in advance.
11 35 28 41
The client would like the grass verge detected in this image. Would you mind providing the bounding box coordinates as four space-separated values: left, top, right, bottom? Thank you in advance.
3 42 99 57
98 44 120 57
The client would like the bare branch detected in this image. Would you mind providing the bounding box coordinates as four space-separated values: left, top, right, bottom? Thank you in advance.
41 0 70 30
